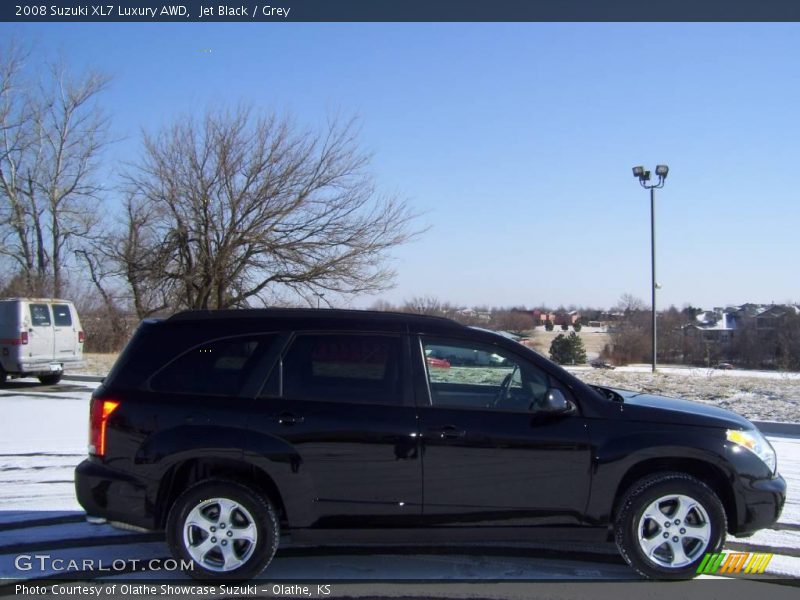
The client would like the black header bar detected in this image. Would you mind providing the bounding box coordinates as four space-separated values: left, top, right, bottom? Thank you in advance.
4 1 800 23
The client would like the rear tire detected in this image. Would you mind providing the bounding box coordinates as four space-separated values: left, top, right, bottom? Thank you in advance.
167 480 279 581
38 373 62 385
0 367 6 386
615 472 726 579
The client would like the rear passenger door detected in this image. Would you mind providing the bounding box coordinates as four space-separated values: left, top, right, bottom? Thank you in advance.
250 333 422 528
51 303 77 359
27 303 55 364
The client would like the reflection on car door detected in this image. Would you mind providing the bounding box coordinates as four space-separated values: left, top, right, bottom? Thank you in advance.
251 333 422 528
417 336 592 529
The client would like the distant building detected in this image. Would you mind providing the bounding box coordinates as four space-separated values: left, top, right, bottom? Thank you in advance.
683 303 800 360
755 304 799 330
511 308 581 327
684 309 736 345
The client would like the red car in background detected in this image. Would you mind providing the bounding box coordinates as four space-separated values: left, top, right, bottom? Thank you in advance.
426 356 451 369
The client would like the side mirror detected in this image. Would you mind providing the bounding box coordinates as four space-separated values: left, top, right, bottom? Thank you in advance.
542 388 574 414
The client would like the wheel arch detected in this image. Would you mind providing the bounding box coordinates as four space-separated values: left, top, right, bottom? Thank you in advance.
156 457 288 530
610 458 737 537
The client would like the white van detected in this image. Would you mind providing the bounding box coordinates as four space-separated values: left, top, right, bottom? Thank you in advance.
0 298 85 385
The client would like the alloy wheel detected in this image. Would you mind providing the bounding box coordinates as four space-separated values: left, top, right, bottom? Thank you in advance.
182 497 258 572
636 493 711 569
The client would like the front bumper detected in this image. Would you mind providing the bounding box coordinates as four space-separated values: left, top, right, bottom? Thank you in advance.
74 459 158 531
732 473 786 536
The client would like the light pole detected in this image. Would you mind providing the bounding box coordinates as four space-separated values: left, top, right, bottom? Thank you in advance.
632 164 669 373
314 292 325 309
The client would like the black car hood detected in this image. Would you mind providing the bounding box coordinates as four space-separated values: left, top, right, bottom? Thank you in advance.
608 388 753 430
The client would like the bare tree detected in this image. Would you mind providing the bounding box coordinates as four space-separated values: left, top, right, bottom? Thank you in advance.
369 299 397 312
402 296 452 317
0 43 110 296
616 293 646 314
655 305 688 363
36 63 111 296
0 42 43 291
604 293 650 364
119 107 420 312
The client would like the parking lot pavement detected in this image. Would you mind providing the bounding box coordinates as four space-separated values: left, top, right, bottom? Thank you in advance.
0 517 635 581
0 380 798 582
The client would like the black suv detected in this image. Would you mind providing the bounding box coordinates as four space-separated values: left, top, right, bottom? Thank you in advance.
75 309 785 580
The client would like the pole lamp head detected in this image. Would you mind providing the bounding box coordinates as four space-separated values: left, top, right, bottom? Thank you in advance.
655 164 669 179
632 166 650 182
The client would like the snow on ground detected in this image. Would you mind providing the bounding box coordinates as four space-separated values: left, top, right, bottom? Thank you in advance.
570 365 800 423
0 379 798 582
600 365 800 380
0 381 88 512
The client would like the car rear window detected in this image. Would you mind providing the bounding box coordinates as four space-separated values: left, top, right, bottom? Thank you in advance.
52 304 73 326
30 304 51 327
150 335 276 396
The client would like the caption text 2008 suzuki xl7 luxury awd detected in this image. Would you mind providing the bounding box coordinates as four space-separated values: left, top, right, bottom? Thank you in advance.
75 309 786 580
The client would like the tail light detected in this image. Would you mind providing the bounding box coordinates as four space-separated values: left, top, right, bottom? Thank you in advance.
78 331 85 343
89 398 120 457
20 331 28 345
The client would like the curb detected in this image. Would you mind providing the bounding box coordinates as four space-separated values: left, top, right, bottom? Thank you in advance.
62 374 104 383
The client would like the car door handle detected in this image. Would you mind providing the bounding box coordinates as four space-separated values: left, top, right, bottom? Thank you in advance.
428 426 466 439
274 412 304 426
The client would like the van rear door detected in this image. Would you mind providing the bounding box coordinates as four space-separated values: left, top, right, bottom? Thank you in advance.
27 303 56 365
52 303 78 359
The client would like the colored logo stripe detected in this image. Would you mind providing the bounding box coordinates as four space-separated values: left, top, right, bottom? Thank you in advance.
697 552 773 575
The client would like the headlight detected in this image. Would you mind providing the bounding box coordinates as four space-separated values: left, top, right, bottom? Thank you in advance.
727 428 777 474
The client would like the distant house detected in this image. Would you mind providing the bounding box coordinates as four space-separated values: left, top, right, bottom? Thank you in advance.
512 308 556 326
755 304 799 330
684 310 736 345
513 308 587 328
683 303 799 353
553 311 580 326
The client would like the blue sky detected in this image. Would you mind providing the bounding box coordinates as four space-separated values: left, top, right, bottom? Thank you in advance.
4 22 799 310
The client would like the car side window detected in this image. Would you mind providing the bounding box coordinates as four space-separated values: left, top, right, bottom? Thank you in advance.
52 304 73 326
150 335 275 396
421 337 550 412
30 304 52 327
282 334 404 405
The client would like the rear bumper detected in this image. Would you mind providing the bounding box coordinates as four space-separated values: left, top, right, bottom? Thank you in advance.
74 459 158 531
732 473 786 536
22 359 85 369
2 357 85 375
19 361 63 373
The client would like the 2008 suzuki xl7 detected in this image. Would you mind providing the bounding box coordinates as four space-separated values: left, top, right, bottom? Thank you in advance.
75 309 785 580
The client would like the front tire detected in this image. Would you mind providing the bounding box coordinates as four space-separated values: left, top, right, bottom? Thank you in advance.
167 480 279 580
615 472 726 579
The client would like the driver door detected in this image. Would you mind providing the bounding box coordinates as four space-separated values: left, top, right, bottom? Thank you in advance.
416 336 592 529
